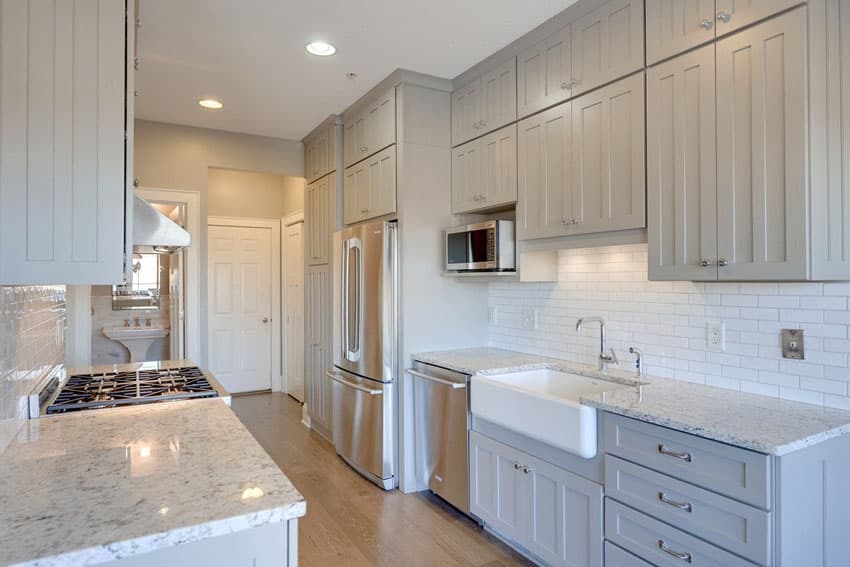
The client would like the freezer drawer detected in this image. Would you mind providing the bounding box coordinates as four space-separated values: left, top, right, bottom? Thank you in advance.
410 361 470 513
329 368 395 489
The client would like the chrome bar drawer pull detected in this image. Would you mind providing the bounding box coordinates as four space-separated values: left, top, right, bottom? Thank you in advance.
658 540 693 563
659 492 693 512
658 444 692 462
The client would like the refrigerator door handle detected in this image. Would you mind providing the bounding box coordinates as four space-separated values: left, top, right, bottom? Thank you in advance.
341 238 349 359
343 238 362 362
328 371 383 395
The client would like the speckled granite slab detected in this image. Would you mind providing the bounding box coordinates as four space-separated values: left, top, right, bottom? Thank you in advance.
413 347 850 456
0 399 305 567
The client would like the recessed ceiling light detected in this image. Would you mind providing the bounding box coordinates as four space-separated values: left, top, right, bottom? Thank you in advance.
306 41 336 56
198 99 223 109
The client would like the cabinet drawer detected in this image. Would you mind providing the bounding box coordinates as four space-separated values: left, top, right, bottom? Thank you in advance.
604 541 651 567
603 413 770 509
605 499 757 567
605 455 771 564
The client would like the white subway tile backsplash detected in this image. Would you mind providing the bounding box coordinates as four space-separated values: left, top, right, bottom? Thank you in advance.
489 243 850 410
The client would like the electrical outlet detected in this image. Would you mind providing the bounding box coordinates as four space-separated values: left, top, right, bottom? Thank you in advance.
707 321 725 352
781 329 805 360
489 306 499 326
521 308 538 330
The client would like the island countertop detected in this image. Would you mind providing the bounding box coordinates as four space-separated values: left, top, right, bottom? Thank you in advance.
413 347 850 456
0 398 305 567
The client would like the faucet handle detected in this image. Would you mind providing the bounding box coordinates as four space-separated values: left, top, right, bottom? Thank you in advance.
608 348 619 365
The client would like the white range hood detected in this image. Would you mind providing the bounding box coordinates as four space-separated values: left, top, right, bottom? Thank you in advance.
132 194 190 254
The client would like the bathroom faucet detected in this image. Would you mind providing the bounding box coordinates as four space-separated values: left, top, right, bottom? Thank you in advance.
576 316 618 371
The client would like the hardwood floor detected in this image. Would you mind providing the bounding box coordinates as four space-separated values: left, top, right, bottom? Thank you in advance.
231 392 533 567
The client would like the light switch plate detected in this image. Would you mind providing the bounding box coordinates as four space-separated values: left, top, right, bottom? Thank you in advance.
782 329 805 360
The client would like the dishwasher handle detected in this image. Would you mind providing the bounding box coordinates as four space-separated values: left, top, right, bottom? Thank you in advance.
407 369 467 389
327 371 383 395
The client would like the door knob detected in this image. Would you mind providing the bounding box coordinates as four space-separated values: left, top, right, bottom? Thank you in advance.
717 11 731 23
699 19 713 30
262 317 269 323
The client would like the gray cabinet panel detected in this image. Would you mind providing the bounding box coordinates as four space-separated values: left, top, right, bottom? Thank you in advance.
715 7 807 280
603 413 771 509
517 25 573 118
605 499 757 567
452 78 482 146
571 72 646 234
517 101 574 240
306 264 332 436
647 45 718 281
526 452 603 567
715 0 803 38
469 431 524 543
604 541 652 567
305 174 331 265
605 455 771 564
645 0 716 65
479 124 518 210
571 0 644 96
451 138 481 214
809 0 850 280
480 58 517 134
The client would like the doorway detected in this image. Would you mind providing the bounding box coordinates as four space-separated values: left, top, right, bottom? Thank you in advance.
283 216 305 401
207 218 281 393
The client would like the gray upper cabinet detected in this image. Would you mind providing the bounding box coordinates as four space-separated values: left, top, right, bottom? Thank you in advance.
645 0 716 65
452 124 517 214
304 124 334 183
0 0 132 285
343 145 396 225
647 45 718 281
452 59 516 146
715 7 806 280
517 25 573 119
570 72 646 234
343 88 395 168
305 173 332 265
517 101 574 240
714 0 803 37
570 0 644 97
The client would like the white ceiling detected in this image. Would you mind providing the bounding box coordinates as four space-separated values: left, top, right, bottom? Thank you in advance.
135 0 579 141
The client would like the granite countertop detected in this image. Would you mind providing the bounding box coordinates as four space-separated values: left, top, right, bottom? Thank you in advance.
0 398 306 567
413 347 850 456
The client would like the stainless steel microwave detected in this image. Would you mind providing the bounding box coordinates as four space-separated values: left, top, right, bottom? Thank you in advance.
445 220 516 272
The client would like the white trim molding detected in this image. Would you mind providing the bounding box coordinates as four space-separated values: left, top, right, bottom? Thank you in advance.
281 210 305 399
208 216 283 392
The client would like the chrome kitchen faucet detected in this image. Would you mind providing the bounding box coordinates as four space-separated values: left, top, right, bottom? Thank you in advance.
576 316 618 371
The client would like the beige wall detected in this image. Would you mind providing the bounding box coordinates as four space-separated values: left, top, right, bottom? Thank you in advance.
208 168 304 219
134 119 305 366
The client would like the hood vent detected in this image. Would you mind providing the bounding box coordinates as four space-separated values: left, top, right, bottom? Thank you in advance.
132 194 190 254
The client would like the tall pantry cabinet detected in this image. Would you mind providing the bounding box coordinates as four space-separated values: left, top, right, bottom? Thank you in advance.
0 0 135 285
301 117 341 439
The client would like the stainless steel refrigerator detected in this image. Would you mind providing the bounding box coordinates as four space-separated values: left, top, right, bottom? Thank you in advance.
328 220 397 490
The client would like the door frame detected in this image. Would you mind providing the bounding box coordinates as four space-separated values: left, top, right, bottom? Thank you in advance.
281 210 305 398
137 187 202 365
208 216 282 392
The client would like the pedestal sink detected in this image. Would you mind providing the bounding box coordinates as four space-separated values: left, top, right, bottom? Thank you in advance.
471 369 632 458
103 326 169 362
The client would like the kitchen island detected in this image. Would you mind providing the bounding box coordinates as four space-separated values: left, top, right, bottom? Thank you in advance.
0 397 305 567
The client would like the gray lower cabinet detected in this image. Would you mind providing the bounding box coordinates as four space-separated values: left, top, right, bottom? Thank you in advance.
305 264 332 438
604 541 651 567
470 431 603 566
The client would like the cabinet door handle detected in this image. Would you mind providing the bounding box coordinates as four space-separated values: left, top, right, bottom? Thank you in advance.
699 18 713 30
700 259 713 267
658 444 692 462
717 11 731 23
658 540 693 563
522 466 533 474
659 492 693 512
717 258 729 267
514 463 521 470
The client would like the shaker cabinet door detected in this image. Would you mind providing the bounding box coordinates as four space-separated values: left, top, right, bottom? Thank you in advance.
305 264 332 436
452 139 482 214
480 124 518 209
305 175 331 265
645 0 716 65
715 8 807 280
517 25 573 119
480 58 517 134
571 72 646 235
517 101 574 240
571 0 644 97
714 0 803 38
366 88 396 156
647 46 718 281
365 146 397 219
452 79 482 146
469 432 525 544
0 0 129 285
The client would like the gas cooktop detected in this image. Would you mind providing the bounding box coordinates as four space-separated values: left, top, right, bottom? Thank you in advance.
42 366 220 415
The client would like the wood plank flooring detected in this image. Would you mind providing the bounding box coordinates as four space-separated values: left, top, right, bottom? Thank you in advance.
231 392 532 567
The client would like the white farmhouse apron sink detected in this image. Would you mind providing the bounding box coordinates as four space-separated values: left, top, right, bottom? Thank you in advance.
471 369 631 459
103 326 169 363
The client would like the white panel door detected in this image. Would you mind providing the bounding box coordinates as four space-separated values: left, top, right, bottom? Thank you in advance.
715 0 803 38
284 222 305 402
208 225 273 393
645 0 717 65
647 46 718 281
517 25 573 118
0 0 128 285
715 8 807 280
571 0 644 96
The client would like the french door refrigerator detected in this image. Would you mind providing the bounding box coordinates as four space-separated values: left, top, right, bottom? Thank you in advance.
329 220 397 490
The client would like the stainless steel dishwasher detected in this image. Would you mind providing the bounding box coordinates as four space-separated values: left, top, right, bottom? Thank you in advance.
409 360 471 514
